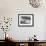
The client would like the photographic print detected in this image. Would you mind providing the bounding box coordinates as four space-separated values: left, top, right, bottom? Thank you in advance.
18 14 34 27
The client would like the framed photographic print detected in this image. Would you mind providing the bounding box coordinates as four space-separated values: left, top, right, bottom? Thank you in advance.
18 14 34 27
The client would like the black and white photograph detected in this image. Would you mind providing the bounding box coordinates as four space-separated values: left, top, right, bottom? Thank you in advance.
18 14 34 27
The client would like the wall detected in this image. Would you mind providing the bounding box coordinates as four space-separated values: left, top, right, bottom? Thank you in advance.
0 0 46 40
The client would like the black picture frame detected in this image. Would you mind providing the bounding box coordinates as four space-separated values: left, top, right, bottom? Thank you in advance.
18 14 34 27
